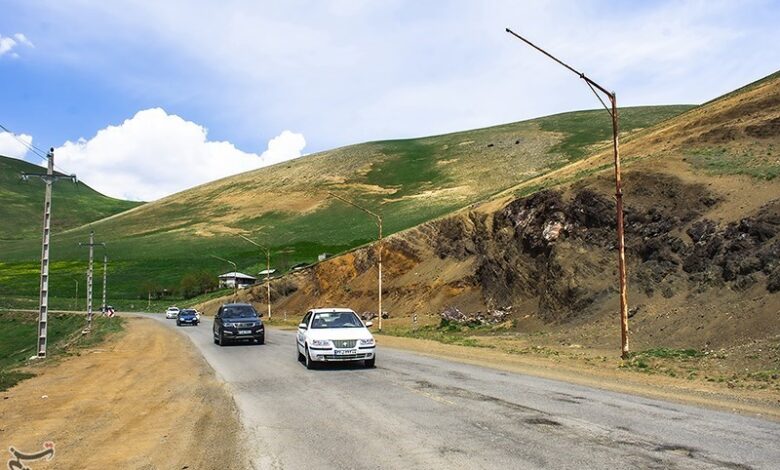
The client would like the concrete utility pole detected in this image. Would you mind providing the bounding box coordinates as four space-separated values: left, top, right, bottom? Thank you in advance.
505 28 631 358
101 254 108 313
239 235 272 320
327 192 384 331
79 231 105 330
21 148 77 358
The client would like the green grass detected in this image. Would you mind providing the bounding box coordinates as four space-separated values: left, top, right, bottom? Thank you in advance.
364 139 446 197
0 155 141 240
620 347 704 375
0 106 691 303
0 311 124 390
687 146 780 180
538 105 693 160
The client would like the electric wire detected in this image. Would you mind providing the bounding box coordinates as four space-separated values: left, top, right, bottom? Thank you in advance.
0 122 48 159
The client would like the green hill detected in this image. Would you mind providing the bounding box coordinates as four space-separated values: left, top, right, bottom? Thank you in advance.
0 155 141 241
0 105 691 306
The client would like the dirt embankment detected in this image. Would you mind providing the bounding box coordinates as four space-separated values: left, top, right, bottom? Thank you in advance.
0 318 246 469
233 168 779 344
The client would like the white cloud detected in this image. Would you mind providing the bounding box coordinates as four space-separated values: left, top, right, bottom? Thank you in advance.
54 108 305 201
0 32 33 58
13 33 34 47
0 131 33 159
7 1 780 153
260 130 306 166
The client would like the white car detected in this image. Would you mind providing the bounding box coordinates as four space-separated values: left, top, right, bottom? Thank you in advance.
165 306 180 319
297 308 376 369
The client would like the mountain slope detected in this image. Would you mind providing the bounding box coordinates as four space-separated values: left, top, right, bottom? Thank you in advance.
0 106 690 301
231 70 779 388
0 155 141 240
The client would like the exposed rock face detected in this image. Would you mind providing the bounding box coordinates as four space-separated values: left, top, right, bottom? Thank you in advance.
427 173 779 323
440 306 511 326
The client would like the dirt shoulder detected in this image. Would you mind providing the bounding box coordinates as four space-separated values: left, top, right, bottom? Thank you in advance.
0 317 246 469
376 333 780 422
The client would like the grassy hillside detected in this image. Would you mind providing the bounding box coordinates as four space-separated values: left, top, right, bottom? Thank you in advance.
0 106 690 304
0 155 141 240
227 70 779 394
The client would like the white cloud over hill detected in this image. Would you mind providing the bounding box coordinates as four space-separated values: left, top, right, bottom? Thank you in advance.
54 108 305 201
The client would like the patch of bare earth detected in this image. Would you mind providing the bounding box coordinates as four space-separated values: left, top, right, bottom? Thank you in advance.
0 318 246 469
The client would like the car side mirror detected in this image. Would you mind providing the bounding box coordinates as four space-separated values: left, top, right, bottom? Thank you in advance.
365 321 374 328
298 323 308 329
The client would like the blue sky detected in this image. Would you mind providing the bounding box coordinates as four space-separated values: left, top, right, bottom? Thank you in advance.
1 0 779 200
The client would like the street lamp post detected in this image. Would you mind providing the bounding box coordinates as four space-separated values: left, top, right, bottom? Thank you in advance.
505 28 630 358
211 255 238 300
239 235 272 320
327 192 384 331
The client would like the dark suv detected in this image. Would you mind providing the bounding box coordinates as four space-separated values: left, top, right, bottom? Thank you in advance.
213 303 265 346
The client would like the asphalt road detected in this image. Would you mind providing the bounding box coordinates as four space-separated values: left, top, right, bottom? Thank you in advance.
149 315 780 469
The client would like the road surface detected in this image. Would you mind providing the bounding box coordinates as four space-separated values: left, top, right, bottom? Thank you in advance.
149 315 780 469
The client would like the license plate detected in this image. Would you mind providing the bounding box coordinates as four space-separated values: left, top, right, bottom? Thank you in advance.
335 349 357 355
239 329 251 335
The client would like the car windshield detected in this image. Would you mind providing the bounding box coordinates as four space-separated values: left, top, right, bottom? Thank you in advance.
180 310 195 315
222 306 257 318
311 312 363 329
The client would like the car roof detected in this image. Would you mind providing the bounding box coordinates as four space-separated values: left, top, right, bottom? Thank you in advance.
309 307 356 314
222 303 254 307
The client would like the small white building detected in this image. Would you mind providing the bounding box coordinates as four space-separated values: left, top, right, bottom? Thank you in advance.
258 268 277 277
218 272 257 289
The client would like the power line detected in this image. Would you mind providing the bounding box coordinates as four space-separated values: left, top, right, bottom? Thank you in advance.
0 122 80 186
0 122 49 159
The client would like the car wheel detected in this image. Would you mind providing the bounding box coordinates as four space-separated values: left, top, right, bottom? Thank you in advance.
304 346 316 370
365 357 376 368
258 334 265 345
297 346 305 363
218 332 225 347
176 321 181 326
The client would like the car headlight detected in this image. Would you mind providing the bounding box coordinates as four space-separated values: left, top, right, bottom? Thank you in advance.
310 339 332 347
359 338 375 346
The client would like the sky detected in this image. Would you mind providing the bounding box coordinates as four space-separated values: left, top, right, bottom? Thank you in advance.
1 0 779 201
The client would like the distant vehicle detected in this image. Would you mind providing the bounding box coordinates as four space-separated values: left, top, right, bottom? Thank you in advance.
296 308 376 369
177 309 199 326
213 303 265 346
165 306 180 319
101 305 115 317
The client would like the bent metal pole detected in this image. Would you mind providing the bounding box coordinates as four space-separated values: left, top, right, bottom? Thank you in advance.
505 27 630 358
327 192 384 331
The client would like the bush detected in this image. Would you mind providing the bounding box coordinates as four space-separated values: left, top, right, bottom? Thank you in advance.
179 270 218 299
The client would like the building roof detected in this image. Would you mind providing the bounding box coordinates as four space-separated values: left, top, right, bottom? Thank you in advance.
218 271 257 280
258 268 277 276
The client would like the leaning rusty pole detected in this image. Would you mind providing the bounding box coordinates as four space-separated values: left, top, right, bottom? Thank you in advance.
506 27 630 358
